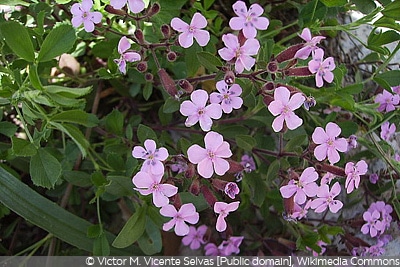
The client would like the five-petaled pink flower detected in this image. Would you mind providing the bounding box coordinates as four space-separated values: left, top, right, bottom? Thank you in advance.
132 139 169 175
214 201 240 232
267 86 305 132
294 28 326 60
210 80 243 114
361 210 384 237
380 121 396 141
280 167 319 205
187 131 232 178
229 1 269 39
310 182 343 213
180 90 222 132
160 203 199 236
110 0 145 14
218 33 260 74
114 36 141 74
171 13 210 48
344 160 368 194
308 48 335 88
181 225 208 250
71 0 102 33
375 89 400 113
312 122 348 165
219 236 244 255
132 171 178 207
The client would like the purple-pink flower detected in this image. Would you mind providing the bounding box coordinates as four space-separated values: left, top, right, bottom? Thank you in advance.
210 80 243 114
229 1 269 39
280 167 319 205
218 33 260 74
214 201 240 232
132 139 169 175
114 36 141 74
180 89 222 132
375 89 399 113
181 225 207 250
380 121 396 141
310 182 343 213
267 86 305 132
392 85 400 94
171 13 210 48
110 0 145 13
291 200 312 220
312 122 348 165
368 201 393 232
321 172 335 185
294 28 326 60
344 160 368 194
240 154 256 172
308 48 335 88
369 173 379 184
132 171 178 207
187 131 232 178
160 203 199 236
224 182 240 199
219 236 244 255
71 0 102 33
204 243 226 256
361 210 384 237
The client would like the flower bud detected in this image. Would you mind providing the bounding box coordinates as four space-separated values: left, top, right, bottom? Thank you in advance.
178 79 193 93
303 95 316 110
167 51 177 62
263 94 274 106
224 70 235 85
275 43 304 63
315 163 345 177
238 30 246 46
134 29 145 44
267 60 279 73
136 61 148 72
161 24 172 39
185 162 196 178
158 69 178 97
171 193 182 209
189 178 201 195
105 4 127 16
147 2 160 17
261 82 275 94
201 185 217 207
287 168 299 181
144 72 153 81
211 179 228 191
227 160 244 174
284 67 312 77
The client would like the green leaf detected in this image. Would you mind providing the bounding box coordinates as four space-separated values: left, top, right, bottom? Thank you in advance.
0 21 35 62
197 51 223 72
374 16 400 32
87 224 102 238
185 45 201 77
63 170 92 187
105 109 124 136
266 159 280 182
137 124 157 143
375 70 400 87
29 148 62 189
235 135 257 151
320 0 347 7
51 110 99 127
143 83 153 101
137 218 162 255
244 171 267 207
38 24 76 62
0 121 17 137
352 0 376 14
180 192 209 211
28 64 43 90
1 0 29 6
392 198 400 221
297 231 321 252
105 176 134 197
285 135 308 151
44 85 93 98
112 206 147 248
93 233 111 256
382 0 400 20
163 98 180 113
368 30 400 47
47 93 85 108
51 122 89 157
11 136 37 157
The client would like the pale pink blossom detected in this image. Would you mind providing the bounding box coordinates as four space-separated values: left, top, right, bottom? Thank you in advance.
294 28 326 59
180 90 222 132
110 0 145 13
132 171 178 207
280 167 319 205
210 81 243 114
291 200 312 220
204 243 226 256
344 160 368 194
181 225 208 250
321 172 335 185
312 122 348 164
380 121 396 141
361 210 384 237
375 89 399 113
392 85 400 94
218 33 260 74
267 86 305 132
369 173 379 184
132 139 169 175
368 201 393 232
229 1 269 39
114 36 141 74
71 0 102 32
160 203 199 236
310 182 343 213
219 236 244 255
214 201 240 232
224 182 240 199
187 131 232 178
308 48 335 88
171 13 210 48
240 154 256 172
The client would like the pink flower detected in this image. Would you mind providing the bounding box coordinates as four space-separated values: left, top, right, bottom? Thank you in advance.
210 81 243 114
132 171 178 207
312 122 348 164
110 0 145 13
219 236 244 255
204 243 226 256
240 154 256 172
310 182 343 213
280 167 319 205
369 173 379 184
347 134 358 151
291 200 312 220
267 86 305 132
368 201 393 231
187 131 232 178
294 28 326 59
375 89 399 113
160 203 199 236
321 172 335 185
132 139 169 175
114 36 141 74
218 33 260 74
344 160 368 194
180 90 222 132
214 201 240 232
380 121 396 141
229 1 269 39
392 85 400 94
181 225 208 250
308 48 335 88
361 210 384 237
71 0 102 32
224 182 240 199
171 13 210 48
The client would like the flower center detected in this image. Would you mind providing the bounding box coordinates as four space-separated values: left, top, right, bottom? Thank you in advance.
327 138 334 146
188 26 195 33
198 108 204 115
151 182 160 191
282 105 290 115
207 150 215 160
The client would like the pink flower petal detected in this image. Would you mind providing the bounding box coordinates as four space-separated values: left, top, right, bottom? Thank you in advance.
180 100 197 116
232 1 248 16
185 114 200 127
280 184 297 198
242 39 260 55
128 0 145 13
314 144 328 161
329 200 343 213
174 220 190 236
194 30 210 47
110 0 126 9
91 11 102 23
285 113 303 130
160 204 177 217
191 12 207 28
156 147 169 161
191 90 208 108
161 183 179 197
124 52 141 62
288 93 305 110
198 158 214 178
229 17 246 30
243 26 257 39
300 28 312 42
216 215 227 232
132 171 154 188
153 191 169 207
132 145 147 159
221 34 239 51
187 144 207 164
81 0 93 11
199 115 213 131
204 131 223 150
171 17 188 32
249 3 264 17
214 141 232 158
312 127 328 144
274 86 290 104
327 147 340 164
83 20 95 32
272 114 285 132
218 47 235 61
178 31 194 48
213 157 230 176
205 103 222 119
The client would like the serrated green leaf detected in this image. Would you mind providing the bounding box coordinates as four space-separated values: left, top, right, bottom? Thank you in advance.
0 21 35 62
38 24 76 62
93 233 110 256
11 136 37 157
137 124 157 143
51 110 99 127
235 135 256 151
197 51 222 72
29 148 62 189
112 206 146 248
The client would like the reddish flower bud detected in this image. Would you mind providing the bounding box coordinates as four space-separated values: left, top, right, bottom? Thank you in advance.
238 30 246 46
283 195 295 218
211 178 228 191
275 43 304 63
136 61 148 72
287 168 300 181
284 67 313 77
224 70 236 85
167 51 177 62
105 5 127 16
161 24 172 39
201 185 217 207
227 160 244 174
171 193 182 209
178 79 193 93
189 178 201 196
276 83 302 95
134 29 145 44
315 163 346 177
267 60 279 73
261 82 275 94
158 69 178 97
144 73 154 81
147 2 160 17
263 94 274 106
185 163 196 178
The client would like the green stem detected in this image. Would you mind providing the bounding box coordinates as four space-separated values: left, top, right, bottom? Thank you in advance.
14 105 34 144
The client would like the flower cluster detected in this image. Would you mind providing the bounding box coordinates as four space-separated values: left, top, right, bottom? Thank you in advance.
374 87 400 113
361 201 393 238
